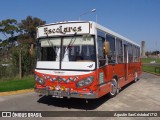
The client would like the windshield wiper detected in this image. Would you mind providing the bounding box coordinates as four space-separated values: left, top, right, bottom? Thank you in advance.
62 33 77 61
44 34 60 61
45 34 56 50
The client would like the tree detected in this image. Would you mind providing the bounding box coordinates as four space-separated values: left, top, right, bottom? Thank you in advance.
0 17 46 78
0 19 19 48
152 51 160 55
17 16 46 77
145 51 151 56
0 19 19 64
18 16 46 44
0 19 19 38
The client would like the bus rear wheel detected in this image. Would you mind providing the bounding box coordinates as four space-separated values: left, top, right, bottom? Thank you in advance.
134 72 138 82
109 78 118 97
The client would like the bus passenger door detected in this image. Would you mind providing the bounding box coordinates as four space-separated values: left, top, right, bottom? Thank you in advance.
124 44 128 81
97 36 107 84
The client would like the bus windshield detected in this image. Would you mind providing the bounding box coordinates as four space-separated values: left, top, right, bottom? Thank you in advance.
37 36 96 70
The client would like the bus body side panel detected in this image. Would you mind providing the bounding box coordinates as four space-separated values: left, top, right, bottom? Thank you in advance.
113 62 142 89
96 59 142 98
96 65 113 98
112 63 126 88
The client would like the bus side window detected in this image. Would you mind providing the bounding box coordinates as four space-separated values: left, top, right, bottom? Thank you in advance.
106 34 116 64
128 43 133 63
98 36 106 67
116 38 123 63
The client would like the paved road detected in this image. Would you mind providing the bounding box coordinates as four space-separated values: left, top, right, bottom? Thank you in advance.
0 72 160 120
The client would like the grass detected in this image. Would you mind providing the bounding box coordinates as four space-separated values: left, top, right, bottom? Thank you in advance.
142 58 160 63
143 66 160 75
0 75 34 92
142 58 160 74
143 66 155 73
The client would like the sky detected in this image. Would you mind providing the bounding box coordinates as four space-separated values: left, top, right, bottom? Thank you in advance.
0 0 160 51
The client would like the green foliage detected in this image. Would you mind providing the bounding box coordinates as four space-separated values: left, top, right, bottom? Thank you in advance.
0 39 9 47
0 16 46 79
0 65 19 79
0 66 7 78
11 48 19 67
18 16 46 44
0 19 19 38
21 45 35 76
146 51 160 56
7 44 36 77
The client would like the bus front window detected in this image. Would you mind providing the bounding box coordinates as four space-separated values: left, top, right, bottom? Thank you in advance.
38 38 61 61
37 36 96 70
62 36 95 62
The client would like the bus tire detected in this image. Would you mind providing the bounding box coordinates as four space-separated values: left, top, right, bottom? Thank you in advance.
109 78 118 97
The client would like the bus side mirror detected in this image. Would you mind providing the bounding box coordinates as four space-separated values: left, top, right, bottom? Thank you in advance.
103 41 110 55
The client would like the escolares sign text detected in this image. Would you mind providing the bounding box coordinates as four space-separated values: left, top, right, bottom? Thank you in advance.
37 22 90 37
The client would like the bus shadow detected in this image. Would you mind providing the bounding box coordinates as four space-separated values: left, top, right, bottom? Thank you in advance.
119 79 139 92
37 94 111 110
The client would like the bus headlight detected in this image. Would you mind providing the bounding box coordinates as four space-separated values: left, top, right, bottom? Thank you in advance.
35 75 45 85
76 76 94 87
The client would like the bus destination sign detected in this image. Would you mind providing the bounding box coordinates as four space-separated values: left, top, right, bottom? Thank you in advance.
37 22 90 37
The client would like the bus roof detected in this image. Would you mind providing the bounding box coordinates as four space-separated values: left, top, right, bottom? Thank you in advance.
90 21 140 47
38 21 140 47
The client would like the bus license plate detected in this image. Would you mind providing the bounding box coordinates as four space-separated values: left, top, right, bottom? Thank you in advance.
52 91 62 98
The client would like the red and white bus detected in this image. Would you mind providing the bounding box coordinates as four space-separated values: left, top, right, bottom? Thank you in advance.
34 21 142 99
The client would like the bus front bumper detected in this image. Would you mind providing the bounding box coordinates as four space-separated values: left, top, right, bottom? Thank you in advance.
34 87 98 99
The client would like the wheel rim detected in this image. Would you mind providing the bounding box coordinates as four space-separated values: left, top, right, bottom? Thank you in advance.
110 79 117 95
135 72 138 81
